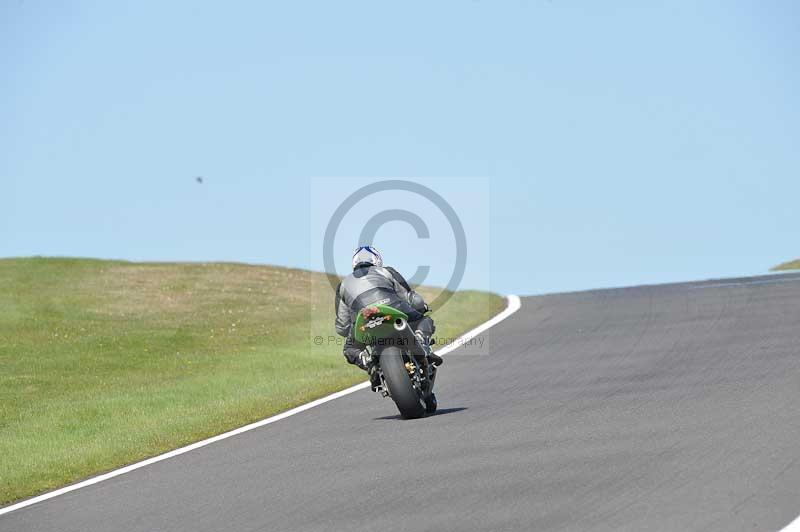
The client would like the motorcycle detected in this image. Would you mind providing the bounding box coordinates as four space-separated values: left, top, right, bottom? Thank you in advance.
353 303 438 418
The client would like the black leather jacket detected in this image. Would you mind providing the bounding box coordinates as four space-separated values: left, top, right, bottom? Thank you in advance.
334 265 427 337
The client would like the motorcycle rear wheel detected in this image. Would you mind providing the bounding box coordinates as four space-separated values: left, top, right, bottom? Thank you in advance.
380 346 426 419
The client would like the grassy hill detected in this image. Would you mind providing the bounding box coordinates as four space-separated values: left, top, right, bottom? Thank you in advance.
0 258 505 505
771 259 800 271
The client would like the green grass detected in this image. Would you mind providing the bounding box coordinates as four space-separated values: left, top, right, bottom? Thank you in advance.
0 257 505 505
771 259 800 271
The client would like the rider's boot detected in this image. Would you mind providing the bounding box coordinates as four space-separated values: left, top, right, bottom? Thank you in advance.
415 331 443 366
367 367 381 390
356 350 382 389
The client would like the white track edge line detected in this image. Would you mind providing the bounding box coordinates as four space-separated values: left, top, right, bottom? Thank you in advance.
782 514 800 531
435 294 521 357
0 294 522 516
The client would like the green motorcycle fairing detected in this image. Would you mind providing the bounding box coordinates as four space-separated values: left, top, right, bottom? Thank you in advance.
353 304 409 345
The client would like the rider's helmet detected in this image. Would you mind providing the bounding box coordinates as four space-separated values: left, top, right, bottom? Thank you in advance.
352 245 383 270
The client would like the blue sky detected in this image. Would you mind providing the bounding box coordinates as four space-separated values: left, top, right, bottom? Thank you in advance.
2 1 798 296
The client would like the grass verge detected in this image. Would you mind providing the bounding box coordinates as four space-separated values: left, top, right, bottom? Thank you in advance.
771 259 800 271
0 257 505 505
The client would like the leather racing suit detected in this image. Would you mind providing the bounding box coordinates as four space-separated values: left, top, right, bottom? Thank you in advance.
334 264 436 368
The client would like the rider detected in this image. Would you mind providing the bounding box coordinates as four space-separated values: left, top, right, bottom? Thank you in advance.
334 245 443 385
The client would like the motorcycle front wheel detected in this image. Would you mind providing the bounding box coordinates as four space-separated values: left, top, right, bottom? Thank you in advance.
380 346 426 419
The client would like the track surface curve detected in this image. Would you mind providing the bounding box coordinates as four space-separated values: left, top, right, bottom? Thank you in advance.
3 273 800 532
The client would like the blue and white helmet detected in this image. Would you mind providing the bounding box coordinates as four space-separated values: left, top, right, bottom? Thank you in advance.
352 245 383 270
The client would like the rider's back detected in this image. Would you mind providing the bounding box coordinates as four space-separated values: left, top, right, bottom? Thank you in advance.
338 265 397 308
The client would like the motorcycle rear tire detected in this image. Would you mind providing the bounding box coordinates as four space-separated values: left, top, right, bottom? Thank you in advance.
380 346 426 419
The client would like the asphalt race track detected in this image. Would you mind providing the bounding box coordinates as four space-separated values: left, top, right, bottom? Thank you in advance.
3 273 800 532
